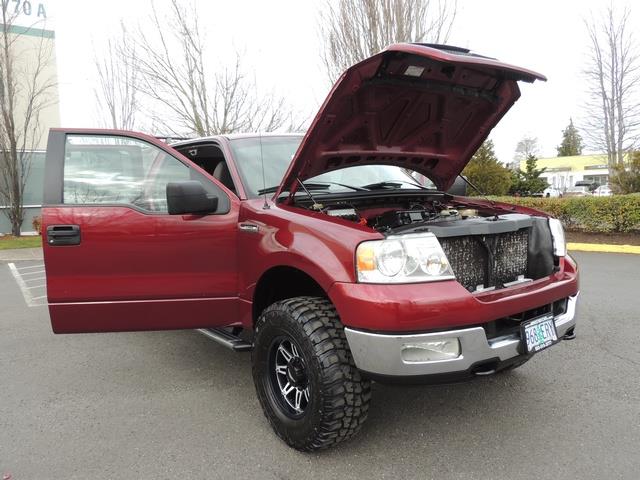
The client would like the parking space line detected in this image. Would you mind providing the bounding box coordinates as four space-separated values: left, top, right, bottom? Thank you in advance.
26 284 46 289
19 270 46 276
15 264 45 271
18 270 45 279
23 276 46 283
8 263 37 307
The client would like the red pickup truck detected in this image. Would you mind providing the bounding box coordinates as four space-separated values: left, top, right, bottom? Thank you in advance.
42 44 578 451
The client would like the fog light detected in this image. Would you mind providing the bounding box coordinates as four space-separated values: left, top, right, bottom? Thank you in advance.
401 338 461 363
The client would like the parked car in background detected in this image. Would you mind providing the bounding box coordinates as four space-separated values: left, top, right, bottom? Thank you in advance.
542 187 562 198
564 185 593 197
593 184 612 197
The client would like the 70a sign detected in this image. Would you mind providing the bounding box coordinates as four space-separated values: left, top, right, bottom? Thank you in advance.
2 0 49 27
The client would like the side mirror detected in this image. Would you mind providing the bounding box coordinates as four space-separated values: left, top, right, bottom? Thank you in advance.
446 176 468 196
166 181 218 215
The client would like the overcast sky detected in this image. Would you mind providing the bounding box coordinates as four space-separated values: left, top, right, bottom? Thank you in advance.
48 0 639 163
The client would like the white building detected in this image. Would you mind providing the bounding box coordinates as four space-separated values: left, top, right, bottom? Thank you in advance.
520 154 610 191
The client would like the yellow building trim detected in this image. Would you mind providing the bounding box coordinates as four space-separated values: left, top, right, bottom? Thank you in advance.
520 154 609 172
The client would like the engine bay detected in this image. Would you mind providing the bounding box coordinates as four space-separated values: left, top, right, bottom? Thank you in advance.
293 191 556 292
294 191 527 237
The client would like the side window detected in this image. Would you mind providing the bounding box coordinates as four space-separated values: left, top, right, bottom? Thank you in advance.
63 135 191 213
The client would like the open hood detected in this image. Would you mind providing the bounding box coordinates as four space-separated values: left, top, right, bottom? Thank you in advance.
277 43 545 196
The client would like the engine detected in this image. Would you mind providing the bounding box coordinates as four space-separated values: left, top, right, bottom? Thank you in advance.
321 200 483 235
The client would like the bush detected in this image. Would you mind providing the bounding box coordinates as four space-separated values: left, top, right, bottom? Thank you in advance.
32 216 42 234
610 151 640 194
489 194 640 233
462 140 512 195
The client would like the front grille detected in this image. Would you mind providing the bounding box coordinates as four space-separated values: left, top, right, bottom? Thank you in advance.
482 300 568 341
439 236 487 291
440 229 529 292
494 231 529 286
483 303 552 340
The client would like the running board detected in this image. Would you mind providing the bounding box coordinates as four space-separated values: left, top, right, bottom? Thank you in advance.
196 328 253 352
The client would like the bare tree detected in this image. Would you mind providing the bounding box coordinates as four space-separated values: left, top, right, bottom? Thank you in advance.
0 7 56 236
319 0 458 82
514 136 539 162
584 5 640 166
126 0 288 137
93 23 139 130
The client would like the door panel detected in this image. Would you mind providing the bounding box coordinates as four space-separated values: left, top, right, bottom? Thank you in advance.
49 297 239 334
43 129 240 333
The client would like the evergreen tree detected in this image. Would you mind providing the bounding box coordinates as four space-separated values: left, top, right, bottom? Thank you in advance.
509 154 548 195
462 140 512 195
557 118 583 156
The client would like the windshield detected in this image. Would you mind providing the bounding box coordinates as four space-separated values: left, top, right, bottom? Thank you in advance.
229 136 435 197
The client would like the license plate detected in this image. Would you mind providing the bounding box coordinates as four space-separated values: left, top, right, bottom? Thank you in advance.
521 314 558 353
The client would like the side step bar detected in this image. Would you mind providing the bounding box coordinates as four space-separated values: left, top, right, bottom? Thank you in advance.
196 328 253 352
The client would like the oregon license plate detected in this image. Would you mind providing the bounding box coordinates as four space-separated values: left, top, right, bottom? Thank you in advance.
521 314 558 353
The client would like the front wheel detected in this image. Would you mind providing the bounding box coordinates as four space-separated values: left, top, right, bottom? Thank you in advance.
252 297 371 451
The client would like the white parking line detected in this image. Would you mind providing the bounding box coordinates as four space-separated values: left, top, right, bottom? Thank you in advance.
23 276 46 283
15 264 45 271
19 270 46 276
8 263 37 307
7 262 47 307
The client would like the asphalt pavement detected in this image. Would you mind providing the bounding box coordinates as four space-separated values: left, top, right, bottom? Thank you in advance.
0 252 639 479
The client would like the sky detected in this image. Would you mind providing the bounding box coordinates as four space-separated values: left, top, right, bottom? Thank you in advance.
43 0 640 163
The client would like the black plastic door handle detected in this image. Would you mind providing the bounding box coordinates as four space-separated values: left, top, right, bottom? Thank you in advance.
46 225 81 246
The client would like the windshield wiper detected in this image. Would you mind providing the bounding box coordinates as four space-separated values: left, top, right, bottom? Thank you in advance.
361 180 429 190
257 183 327 195
258 181 365 196
316 181 367 191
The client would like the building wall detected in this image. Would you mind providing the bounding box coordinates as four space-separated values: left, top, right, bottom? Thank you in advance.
0 151 46 234
9 27 60 150
0 1 58 234
0 206 42 234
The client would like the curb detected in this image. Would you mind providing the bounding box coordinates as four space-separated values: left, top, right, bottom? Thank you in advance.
0 247 44 262
567 242 640 254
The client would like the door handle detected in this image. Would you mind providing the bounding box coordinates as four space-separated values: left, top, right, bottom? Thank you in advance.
238 223 259 233
46 225 81 246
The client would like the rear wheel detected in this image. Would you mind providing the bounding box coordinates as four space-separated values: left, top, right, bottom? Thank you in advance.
252 296 371 451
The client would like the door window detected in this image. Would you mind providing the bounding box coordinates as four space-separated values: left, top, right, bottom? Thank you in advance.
63 135 191 213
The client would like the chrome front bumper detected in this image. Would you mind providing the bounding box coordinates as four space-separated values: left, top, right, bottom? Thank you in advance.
344 294 578 377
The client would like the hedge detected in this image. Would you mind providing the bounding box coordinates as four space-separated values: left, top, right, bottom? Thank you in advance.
487 194 640 233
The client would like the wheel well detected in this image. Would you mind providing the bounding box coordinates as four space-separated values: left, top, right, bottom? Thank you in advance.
253 267 326 324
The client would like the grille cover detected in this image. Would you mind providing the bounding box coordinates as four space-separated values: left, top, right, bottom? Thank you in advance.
440 229 529 292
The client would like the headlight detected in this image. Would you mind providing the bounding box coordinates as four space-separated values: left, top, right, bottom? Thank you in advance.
356 233 455 283
548 218 566 257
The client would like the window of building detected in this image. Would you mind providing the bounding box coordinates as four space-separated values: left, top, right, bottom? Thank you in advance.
583 174 609 186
